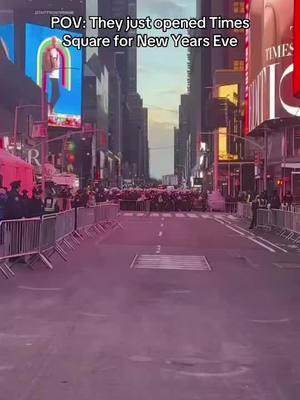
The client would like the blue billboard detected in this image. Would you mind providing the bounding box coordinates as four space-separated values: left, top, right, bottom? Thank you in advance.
0 24 15 63
25 23 83 129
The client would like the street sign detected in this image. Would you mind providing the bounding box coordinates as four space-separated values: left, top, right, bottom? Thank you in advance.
31 122 46 138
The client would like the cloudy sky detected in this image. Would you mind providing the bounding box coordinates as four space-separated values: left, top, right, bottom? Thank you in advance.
137 0 196 179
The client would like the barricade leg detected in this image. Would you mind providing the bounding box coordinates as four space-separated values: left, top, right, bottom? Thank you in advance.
0 263 10 279
39 253 53 270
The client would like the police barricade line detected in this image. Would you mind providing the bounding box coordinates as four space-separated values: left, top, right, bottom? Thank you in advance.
0 218 41 279
0 203 121 279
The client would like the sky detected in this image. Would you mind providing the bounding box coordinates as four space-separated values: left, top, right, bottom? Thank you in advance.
137 0 196 179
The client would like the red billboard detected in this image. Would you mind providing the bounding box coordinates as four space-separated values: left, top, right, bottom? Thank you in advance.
294 0 300 97
246 0 300 134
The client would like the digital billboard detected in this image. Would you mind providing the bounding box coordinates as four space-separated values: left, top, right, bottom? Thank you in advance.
246 0 300 133
0 24 15 62
294 0 300 98
25 23 83 129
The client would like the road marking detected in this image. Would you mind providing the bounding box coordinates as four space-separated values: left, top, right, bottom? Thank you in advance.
18 286 63 292
225 224 288 253
175 213 185 218
217 221 276 253
227 215 238 220
123 213 133 217
163 213 171 218
158 231 163 237
129 254 139 269
160 223 164 228
251 318 291 324
156 245 161 254
150 213 159 217
172 366 250 378
136 213 145 217
200 214 212 219
187 213 198 218
132 255 212 271
79 312 107 318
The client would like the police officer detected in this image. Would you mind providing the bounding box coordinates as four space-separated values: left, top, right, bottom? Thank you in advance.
5 181 24 220
44 190 59 214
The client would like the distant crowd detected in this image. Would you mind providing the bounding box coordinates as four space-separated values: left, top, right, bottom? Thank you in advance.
0 181 296 222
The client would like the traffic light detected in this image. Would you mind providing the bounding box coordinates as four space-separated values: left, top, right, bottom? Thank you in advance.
276 179 283 187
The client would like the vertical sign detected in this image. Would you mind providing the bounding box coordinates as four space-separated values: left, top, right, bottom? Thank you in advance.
244 0 251 134
294 0 300 98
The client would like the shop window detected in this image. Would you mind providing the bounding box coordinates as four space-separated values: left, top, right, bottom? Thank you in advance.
234 1 245 14
233 60 245 71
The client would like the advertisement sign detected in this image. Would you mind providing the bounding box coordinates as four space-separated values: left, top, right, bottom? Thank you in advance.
25 23 83 129
294 0 300 97
246 0 300 133
0 24 15 62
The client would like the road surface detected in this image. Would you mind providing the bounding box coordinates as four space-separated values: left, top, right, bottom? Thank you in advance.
1 211 300 399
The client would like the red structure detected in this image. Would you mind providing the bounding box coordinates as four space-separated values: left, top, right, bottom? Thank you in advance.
294 0 300 98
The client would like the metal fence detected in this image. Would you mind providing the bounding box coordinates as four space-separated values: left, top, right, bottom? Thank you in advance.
0 203 120 279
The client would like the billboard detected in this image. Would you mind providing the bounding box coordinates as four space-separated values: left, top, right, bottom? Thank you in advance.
246 0 300 133
0 24 15 62
294 0 300 97
25 23 83 129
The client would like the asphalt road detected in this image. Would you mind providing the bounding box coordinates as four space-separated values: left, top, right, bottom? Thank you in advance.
1 211 300 400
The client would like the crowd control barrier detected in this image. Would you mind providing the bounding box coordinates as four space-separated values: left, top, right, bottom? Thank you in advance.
257 209 300 242
0 202 121 280
237 202 252 219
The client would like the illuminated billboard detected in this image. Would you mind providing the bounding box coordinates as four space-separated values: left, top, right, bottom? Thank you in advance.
25 23 83 129
0 24 15 62
294 0 300 98
246 0 300 133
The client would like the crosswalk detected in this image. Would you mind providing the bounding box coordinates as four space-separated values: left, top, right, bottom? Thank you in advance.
120 212 238 221
132 255 212 271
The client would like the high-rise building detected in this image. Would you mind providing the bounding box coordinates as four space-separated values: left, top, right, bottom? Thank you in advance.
189 0 253 195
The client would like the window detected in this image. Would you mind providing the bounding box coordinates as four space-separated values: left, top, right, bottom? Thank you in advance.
233 60 245 71
234 28 244 33
234 1 245 14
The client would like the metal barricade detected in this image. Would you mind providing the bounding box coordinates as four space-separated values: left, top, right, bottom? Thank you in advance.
237 202 252 219
119 200 138 211
257 209 272 230
0 218 41 278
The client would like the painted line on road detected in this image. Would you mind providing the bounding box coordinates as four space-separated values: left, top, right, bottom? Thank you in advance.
251 318 291 324
150 213 159 217
18 286 63 292
123 213 133 217
158 231 163 237
175 213 185 218
216 220 276 253
129 254 139 269
156 245 161 254
160 223 164 228
187 213 198 218
225 223 288 254
163 214 171 218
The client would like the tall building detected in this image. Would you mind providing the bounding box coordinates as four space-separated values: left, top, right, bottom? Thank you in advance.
174 94 190 185
189 0 254 195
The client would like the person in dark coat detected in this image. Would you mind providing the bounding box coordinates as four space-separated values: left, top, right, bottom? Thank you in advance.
4 181 24 220
270 190 281 209
249 195 260 230
21 189 30 218
0 187 7 221
28 189 44 217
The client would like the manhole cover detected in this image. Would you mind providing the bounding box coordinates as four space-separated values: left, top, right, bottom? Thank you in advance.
131 255 212 271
